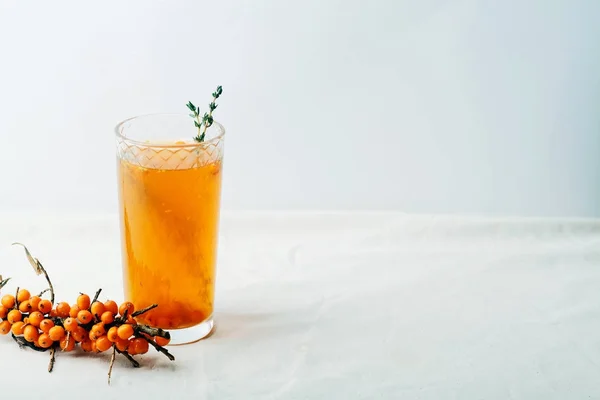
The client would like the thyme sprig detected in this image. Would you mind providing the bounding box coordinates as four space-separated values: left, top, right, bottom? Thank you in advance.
186 85 223 143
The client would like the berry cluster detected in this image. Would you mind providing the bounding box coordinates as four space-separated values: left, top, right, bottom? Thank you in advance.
0 290 170 355
0 243 174 384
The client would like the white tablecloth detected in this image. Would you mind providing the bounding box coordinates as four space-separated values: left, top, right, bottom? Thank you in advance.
0 212 599 399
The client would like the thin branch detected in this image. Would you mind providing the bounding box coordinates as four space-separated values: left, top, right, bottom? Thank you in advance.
135 324 171 340
115 348 140 368
131 304 158 317
48 346 56 372
38 288 51 297
108 345 116 384
136 333 175 361
91 288 102 305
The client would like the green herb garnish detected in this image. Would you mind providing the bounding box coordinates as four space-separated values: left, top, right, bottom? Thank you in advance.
186 85 223 143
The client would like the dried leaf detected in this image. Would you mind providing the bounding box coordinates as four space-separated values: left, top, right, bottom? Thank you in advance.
12 242 42 275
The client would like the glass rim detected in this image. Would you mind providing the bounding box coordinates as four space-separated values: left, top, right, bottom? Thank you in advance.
114 113 226 149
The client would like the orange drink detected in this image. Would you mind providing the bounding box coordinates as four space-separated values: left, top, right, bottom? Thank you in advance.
115 114 225 344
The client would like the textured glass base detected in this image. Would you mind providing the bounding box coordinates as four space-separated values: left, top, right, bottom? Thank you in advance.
168 315 215 346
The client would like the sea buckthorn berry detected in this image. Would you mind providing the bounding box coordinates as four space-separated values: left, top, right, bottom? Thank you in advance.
19 300 33 313
7 309 22 324
100 311 114 325
130 338 149 355
91 302 105 318
117 324 134 340
80 338 93 352
28 311 43 327
72 326 87 342
95 335 112 352
49 309 58 317
104 300 118 315
126 315 138 325
39 319 54 333
107 326 119 342
63 317 78 332
77 294 91 310
11 321 25 335
17 289 31 303
154 336 170 346
89 323 105 340
77 310 93 324
23 325 39 342
0 305 8 319
0 320 11 335
56 302 71 318
48 326 65 341
59 336 75 352
69 305 80 319
38 300 52 314
115 337 130 352
1 294 15 309
119 302 135 317
29 296 41 311
38 333 53 349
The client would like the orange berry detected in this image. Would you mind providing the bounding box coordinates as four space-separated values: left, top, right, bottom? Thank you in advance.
117 324 134 340
90 302 105 319
1 294 15 309
56 302 71 318
89 323 106 340
100 311 114 325
130 337 149 355
115 337 130 352
107 326 119 342
23 325 39 342
48 326 65 341
11 321 25 335
72 326 87 342
28 311 43 327
63 317 78 332
39 319 54 333
80 338 93 352
18 300 32 313
77 310 93 324
17 289 31 303
69 304 80 318
29 296 41 311
59 335 75 352
77 294 91 310
127 315 138 325
95 335 112 352
119 302 135 317
38 300 52 314
38 333 53 349
104 300 118 315
0 320 11 335
0 305 8 319
154 336 170 346
49 309 58 318
7 309 22 324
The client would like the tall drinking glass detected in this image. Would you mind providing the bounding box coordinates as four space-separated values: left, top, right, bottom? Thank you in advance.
115 114 224 345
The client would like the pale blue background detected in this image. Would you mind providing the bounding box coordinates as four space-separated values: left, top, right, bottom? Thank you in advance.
0 0 598 217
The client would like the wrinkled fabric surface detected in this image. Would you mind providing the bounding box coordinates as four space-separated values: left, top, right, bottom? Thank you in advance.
0 212 599 399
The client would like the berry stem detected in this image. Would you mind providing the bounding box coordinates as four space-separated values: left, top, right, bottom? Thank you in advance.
108 345 116 384
135 324 170 340
48 346 56 372
131 303 158 317
115 347 140 368
91 288 102 305
136 333 175 361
